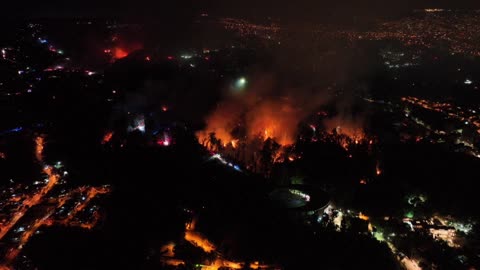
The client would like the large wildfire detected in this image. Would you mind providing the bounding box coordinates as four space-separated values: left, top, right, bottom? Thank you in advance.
196 76 319 165
197 98 299 148
196 76 371 172
197 76 328 145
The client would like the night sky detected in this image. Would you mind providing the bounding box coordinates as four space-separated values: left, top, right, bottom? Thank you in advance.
5 0 480 20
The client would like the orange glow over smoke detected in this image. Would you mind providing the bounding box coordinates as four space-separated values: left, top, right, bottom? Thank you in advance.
197 100 298 148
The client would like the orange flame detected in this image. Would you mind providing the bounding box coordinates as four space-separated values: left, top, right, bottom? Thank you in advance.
322 123 368 151
359 212 370 221
376 162 382 176
196 89 301 151
35 136 44 162
335 126 366 142
264 129 270 140
247 101 297 145
322 115 368 150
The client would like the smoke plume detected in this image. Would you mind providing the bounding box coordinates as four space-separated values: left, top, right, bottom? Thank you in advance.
196 73 331 147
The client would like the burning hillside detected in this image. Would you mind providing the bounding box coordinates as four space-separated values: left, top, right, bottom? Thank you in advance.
196 76 319 173
196 98 300 148
104 34 143 61
196 75 372 173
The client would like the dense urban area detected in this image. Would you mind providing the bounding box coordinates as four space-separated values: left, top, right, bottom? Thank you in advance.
1 7 480 270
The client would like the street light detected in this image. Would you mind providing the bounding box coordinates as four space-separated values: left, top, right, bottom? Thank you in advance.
234 77 247 90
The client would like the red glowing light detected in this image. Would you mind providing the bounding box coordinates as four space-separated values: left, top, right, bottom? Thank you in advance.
102 132 114 144
157 139 170 146
162 106 168 112
145 56 151 61
167 56 174 60
114 48 128 59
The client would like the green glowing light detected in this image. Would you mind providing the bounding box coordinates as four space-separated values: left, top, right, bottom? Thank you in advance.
234 77 247 90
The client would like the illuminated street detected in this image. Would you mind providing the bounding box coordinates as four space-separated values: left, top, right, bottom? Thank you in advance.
2 4 480 270
0 137 110 268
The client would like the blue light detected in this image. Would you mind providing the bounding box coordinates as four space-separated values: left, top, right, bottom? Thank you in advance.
0 127 23 135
